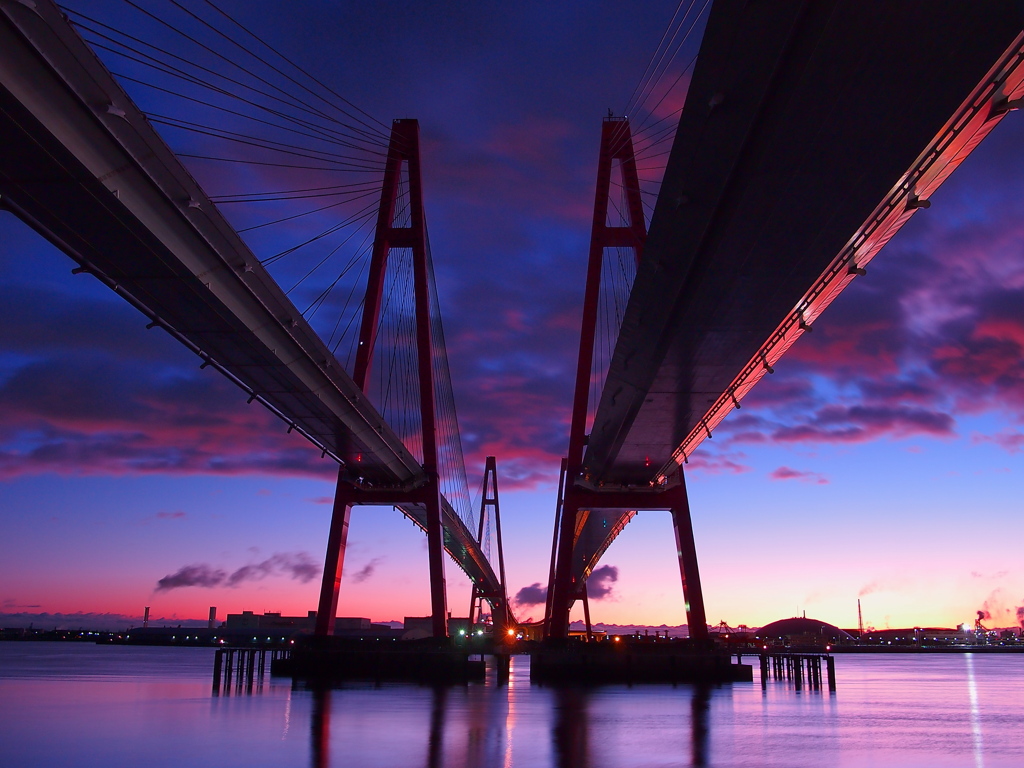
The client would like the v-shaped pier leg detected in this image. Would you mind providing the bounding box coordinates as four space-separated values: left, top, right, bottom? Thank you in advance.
668 472 708 643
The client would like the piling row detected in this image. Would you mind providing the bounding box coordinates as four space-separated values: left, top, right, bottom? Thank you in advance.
212 648 290 694
758 652 835 692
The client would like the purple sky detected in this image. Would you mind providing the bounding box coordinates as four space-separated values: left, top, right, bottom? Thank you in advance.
2 1 1024 631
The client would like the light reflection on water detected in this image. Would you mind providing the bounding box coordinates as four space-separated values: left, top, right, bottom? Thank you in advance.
1 642 1023 767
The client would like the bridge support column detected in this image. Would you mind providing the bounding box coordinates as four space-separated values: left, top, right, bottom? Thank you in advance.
468 457 511 633
547 117 647 640
668 473 708 643
314 119 454 639
424 481 448 639
581 586 593 641
314 470 353 637
547 493 580 640
547 478 710 643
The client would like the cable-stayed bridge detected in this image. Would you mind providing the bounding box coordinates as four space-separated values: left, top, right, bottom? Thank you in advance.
3 0 1024 652
0 0 509 639
545 0 1024 639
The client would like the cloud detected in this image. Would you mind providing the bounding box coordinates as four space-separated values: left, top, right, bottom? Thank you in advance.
0 350 338 481
155 511 186 520
772 405 955 444
514 582 548 607
682 450 751 475
155 552 321 592
512 567 620 607
351 557 382 584
587 564 618 600
225 552 320 587
974 430 1024 455
970 570 1009 580
3 598 41 609
769 466 828 484
155 564 227 591
0 273 339 482
0 611 207 631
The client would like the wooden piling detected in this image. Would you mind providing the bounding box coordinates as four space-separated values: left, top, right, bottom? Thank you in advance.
754 651 835 692
212 648 289 694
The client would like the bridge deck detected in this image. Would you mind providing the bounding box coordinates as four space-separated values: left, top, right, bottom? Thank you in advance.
0 0 501 598
584 0 1024 489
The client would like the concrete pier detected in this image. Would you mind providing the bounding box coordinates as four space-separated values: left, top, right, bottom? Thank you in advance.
530 642 752 684
276 637 487 683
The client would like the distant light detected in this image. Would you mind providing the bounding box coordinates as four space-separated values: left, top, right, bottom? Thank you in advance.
507 629 515 636
613 637 620 643
458 629 465 636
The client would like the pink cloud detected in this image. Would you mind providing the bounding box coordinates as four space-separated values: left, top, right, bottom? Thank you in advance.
0 358 336 481
973 430 1024 454
769 467 828 485
155 511 186 520
684 451 751 475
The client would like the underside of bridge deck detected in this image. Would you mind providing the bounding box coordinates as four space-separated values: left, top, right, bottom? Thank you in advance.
584 0 1024 488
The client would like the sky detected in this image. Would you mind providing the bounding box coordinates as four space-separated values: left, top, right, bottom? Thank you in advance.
2 0 1024 633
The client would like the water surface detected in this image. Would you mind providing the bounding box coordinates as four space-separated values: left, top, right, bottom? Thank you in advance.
1 642 1021 767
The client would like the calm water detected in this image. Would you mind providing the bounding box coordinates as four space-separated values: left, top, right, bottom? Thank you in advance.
1 642 1022 767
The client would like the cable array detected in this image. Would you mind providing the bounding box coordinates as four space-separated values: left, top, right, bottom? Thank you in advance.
61 1 477 537
588 160 640 432
581 1 713 429
425 241 475 535
618 0 712 226
61 0 397 374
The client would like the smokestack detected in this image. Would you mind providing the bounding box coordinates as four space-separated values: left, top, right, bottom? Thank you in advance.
208 607 217 630
143 606 150 628
858 599 864 637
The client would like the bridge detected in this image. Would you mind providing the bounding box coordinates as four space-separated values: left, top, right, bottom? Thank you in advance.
2 0 1023 654
545 0 1024 639
0 0 509 639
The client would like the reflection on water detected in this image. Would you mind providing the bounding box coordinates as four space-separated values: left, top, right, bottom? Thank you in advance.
552 686 588 767
965 654 984 768
691 684 710 767
3 643 1024 767
305 662 715 768
311 687 329 768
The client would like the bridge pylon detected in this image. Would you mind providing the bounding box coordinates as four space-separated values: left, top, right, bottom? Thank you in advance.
467 456 512 635
315 119 449 639
544 117 709 642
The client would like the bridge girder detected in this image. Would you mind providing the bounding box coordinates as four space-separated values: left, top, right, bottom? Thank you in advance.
0 0 505 627
584 0 1024 487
